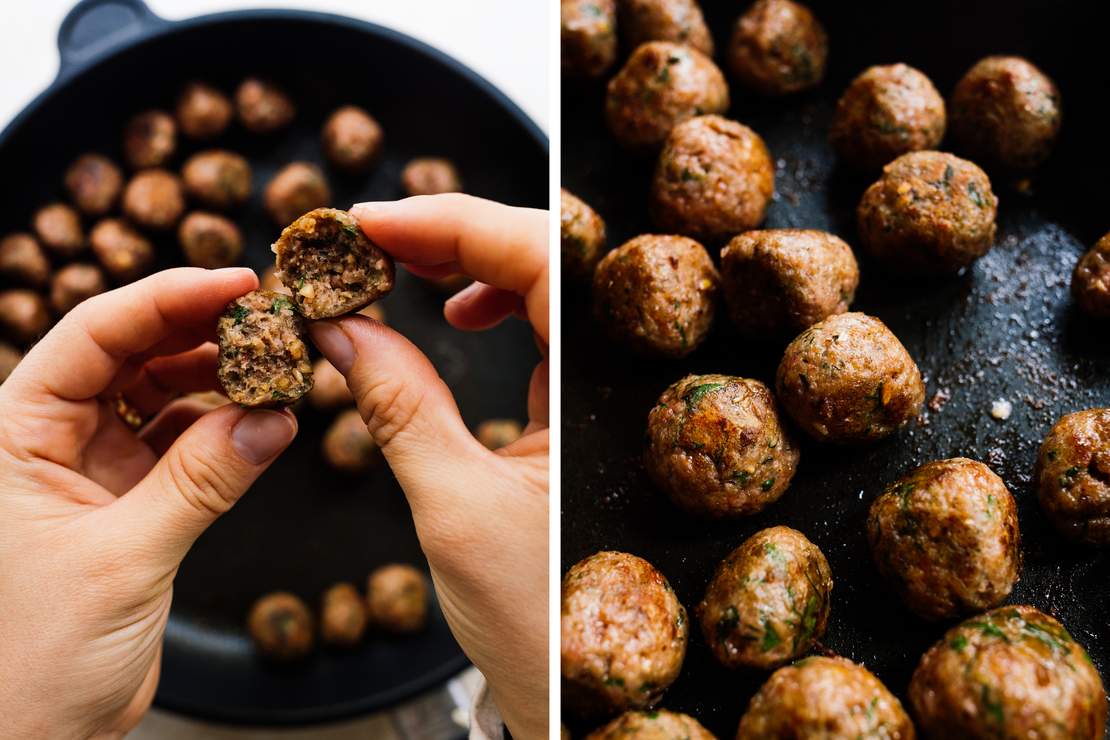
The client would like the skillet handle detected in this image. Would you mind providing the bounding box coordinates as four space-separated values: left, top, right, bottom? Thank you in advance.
56 0 166 80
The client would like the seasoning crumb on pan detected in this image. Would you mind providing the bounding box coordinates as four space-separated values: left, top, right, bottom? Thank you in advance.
990 399 1012 421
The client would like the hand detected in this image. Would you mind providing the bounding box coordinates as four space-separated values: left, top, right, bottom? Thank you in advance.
309 194 549 740
0 268 298 740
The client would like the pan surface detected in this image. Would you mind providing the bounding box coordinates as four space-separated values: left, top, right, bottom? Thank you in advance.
0 0 546 725
562 0 1109 735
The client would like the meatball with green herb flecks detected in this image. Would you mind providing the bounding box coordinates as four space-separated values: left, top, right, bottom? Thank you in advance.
585 709 715 740
90 219 154 283
264 162 331 226
619 0 714 56
561 0 618 78
50 263 106 316
561 188 607 282
65 154 123 216
909 605 1106 739
699 526 831 670
367 564 429 634
182 150 252 211
322 408 379 474
33 203 85 258
1035 408 1110 545
1072 233 1110 319
176 81 233 140
401 158 462 196
247 592 314 661
320 582 369 647
122 170 185 231
236 78 295 134
322 106 384 172
646 375 799 517
178 212 243 270
123 110 176 170
727 0 827 96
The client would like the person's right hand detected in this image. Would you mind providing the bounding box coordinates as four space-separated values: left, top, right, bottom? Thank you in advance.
309 194 549 740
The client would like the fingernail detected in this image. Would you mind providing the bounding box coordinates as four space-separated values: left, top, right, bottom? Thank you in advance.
350 201 391 218
310 321 356 374
232 410 297 465
445 281 484 308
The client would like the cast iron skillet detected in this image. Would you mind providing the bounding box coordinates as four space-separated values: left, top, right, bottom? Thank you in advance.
0 0 546 726
563 0 1109 736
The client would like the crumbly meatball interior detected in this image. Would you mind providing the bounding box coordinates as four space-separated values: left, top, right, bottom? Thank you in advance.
217 290 313 407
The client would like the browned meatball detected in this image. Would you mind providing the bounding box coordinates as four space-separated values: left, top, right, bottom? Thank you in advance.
561 0 618 78
319 582 369 647
50 263 106 316
562 551 688 719
829 64 946 170
307 358 353 410
0 233 50 288
738 656 914 738
0 290 51 345
181 150 252 211
646 375 800 517
401 158 462 196
89 219 154 283
619 0 714 56
476 419 524 450
606 41 729 150
216 290 313 407
585 709 714 740
178 212 243 269
593 234 718 357
698 527 831 670
651 116 774 242
0 341 21 384
950 56 1061 172
1073 232 1110 319
868 458 1020 620
1036 408 1110 545
247 592 314 660
910 606 1106 739
322 408 379 474
776 312 924 443
322 106 383 172
123 110 176 170
64 154 123 216
561 189 607 283
720 229 858 338
175 81 233 140
857 151 998 274
122 169 185 231
728 0 828 96
33 203 85 258
367 564 429 634
236 77 295 134
264 162 331 226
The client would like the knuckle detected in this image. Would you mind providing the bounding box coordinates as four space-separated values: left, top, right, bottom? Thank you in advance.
165 447 239 519
355 378 424 448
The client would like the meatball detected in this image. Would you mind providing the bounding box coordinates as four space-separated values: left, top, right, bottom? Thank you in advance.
910 605 1106 738
181 150 252 211
562 551 687 719
585 709 714 740
247 592 314 661
175 81 233 140
32 203 85 258
178 212 243 269
90 219 154 283
1036 408 1110 545
367 564 430 634
728 0 828 96
122 169 185 231
606 41 729 150
273 207 395 319
235 77 295 134
698 527 831 670
259 265 290 295
50 263 106 316
264 162 331 226
720 229 858 338
476 419 524 450
857 151 998 274
401 158 462 196
319 582 369 647
216 290 313 407
0 233 50 288
0 341 21 384
1073 233 1110 319
868 458 1020 620
829 64 946 171
0 290 51 345
123 110 176 170
738 656 914 738
561 0 618 78
619 0 714 56
950 56 1061 172
651 115 774 242
64 154 123 216
646 375 800 517
307 358 353 410
593 234 718 357
776 312 925 443
322 408 379 474
561 189 607 283
322 106 384 172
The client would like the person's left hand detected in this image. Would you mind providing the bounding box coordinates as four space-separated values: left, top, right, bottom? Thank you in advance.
0 268 298 740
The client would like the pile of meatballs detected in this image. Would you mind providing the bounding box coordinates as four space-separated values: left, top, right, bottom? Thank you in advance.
562 0 1108 737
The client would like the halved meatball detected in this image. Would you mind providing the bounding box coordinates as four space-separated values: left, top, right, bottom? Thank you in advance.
236 77 295 134
181 150 252 211
561 0 618 78
50 263 106 316
319 582 369 647
322 105 383 172
728 0 828 96
322 408 379 474
178 212 243 269
0 290 50 346
122 169 186 231
401 158 462 196
776 312 925 443
562 551 688 719
264 162 331 226
1073 233 1110 318
585 709 714 740
476 419 524 450
0 233 50 288
619 0 714 56
33 203 85 258
646 374 800 517
247 592 314 661
176 81 233 140
367 564 430 634
561 188 607 282
868 458 1020 620
90 219 154 283
216 290 313 407
123 110 177 170
64 154 124 216
0 341 21 384
910 605 1105 738
1036 408 1110 545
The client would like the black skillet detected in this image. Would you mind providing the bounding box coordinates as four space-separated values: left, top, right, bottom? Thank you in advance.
562 0 1110 736
0 0 547 726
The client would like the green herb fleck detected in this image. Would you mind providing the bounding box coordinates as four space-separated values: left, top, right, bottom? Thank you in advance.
949 635 968 651
761 477 776 492
270 297 292 314
604 677 625 687
231 305 250 325
683 382 724 408
342 222 360 237
760 620 781 652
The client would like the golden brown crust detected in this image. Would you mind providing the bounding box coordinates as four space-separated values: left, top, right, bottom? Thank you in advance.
64 154 123 216
367 564 429 634
562 0 618 78
264 162 331 226
1073 233 1110 319
123 110 176 170
0 290 51 346
90 219 154 283
122 170 186 231
561 188 607 282
236 78 295 134
33 203 85 258
176 82 233 140
728 0 827 96
247 592 314 660
0 233 50 288
1035 408 1110 544
322 408 379 474
182 150 252 211
49 263 106 316
619 0 714 56
322 106 384 172
401 158 462 196
178 212 243 270
320 582 369 647
585 709 715 740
